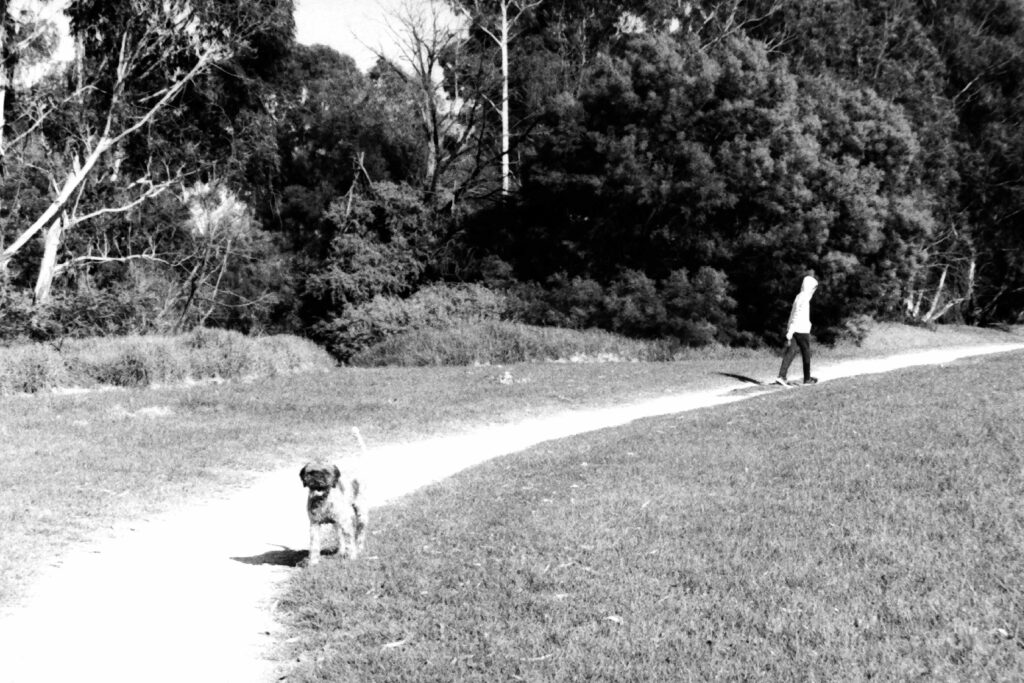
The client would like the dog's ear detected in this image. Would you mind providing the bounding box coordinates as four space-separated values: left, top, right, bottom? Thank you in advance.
331 465 341 487
299 464 310 487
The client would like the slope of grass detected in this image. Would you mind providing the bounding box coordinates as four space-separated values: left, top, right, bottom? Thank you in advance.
279 351 1024 681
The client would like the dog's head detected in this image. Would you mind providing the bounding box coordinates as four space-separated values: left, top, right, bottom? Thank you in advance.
299 462 341 491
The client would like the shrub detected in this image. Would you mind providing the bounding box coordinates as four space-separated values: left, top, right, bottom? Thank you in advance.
184 330 335 379
350 320 683 366
100 346 151 387
539 274 607 329
183 328 259 379
606 270 668 336
501 267 740 346
663 267 739 345
46 285 165 339
0 331 333 394
84 343 150 387
0 289 38 342
249 334 337 376
0 345 68 394
837 313 876 346
306 182 436 311
315 284 509 361
63 337 192 387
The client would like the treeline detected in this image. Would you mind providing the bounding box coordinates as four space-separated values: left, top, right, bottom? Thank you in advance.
2 0 1023 359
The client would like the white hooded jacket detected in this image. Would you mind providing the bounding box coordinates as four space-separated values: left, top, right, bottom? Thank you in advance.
786 275 818 339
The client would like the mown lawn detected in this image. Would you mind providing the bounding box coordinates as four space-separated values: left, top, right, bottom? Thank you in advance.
280 351 1024 681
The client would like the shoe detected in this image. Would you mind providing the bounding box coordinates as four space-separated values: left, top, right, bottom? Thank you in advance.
803 377 818 385
772 377 793 387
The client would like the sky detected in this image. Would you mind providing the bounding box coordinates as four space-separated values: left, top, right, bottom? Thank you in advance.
23 0 436 76
19 0 439 85
293 0 400 71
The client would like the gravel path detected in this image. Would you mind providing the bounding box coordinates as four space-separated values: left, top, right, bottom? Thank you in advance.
0 343 1020 682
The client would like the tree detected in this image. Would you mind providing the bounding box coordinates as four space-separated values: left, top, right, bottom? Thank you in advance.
260 45 390 261
1 1 63 162
920 0 1024 322
458 0 542 196
468 30 936 341
0 0 293 307
169 180 285 331
375 0 485 205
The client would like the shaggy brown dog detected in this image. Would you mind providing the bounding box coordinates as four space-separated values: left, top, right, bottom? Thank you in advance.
299 461 366 564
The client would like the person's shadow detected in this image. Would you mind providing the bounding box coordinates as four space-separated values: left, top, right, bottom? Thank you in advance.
716 372 764 385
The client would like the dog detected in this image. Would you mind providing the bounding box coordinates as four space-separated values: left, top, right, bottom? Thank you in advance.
300 429 367 565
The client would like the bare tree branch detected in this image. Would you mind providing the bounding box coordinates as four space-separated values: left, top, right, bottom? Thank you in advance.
0 0 236 299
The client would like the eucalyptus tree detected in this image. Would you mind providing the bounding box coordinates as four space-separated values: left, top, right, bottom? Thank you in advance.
260 45 382 261
0 0 294 306
370 0 485 205
454 0 542 196
920 0 1024 322
0 0 61 169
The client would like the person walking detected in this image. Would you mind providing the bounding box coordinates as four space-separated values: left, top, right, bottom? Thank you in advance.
774 275 819 386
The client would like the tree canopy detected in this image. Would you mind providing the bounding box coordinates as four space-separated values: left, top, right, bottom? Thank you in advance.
2 0 1024 355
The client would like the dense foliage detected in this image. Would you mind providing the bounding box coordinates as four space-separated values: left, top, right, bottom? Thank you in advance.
2 0 1023 359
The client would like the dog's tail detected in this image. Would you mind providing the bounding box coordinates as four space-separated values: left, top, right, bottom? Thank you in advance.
349 427 368 549
351 427 368 457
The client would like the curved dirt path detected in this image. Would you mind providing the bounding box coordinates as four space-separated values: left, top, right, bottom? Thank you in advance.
0 343 1021 682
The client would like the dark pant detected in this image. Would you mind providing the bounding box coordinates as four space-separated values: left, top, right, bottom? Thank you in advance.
778 333 812 381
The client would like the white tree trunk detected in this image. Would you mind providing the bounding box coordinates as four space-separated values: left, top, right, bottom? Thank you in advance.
922 266 948 322
0 1 7 163
500 0 511 196
0 27 219 289
0 58 6 166
0 136 113 271
34 216 65 303
1 6 8 278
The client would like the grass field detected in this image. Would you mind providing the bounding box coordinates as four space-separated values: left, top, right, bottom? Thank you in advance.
0 344 797 607
279 352 1024 681
1 323 1022 672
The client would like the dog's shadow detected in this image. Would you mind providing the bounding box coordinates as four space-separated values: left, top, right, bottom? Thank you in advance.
231 547 306 567
231 545 347 567
231 546 341 567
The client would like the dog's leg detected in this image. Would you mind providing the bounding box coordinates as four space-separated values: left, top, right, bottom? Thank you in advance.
353 503 367 555
335 518 357 559
308 523 322 565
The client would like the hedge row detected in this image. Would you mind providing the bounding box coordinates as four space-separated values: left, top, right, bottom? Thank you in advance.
349 320 693 366
0 328 335 395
